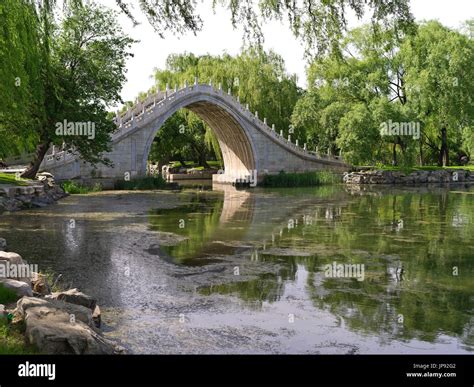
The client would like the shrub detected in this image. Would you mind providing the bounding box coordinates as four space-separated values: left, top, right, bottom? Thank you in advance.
114 176 168 190
61 181 102 194
261 171 340 187
0 284 17 304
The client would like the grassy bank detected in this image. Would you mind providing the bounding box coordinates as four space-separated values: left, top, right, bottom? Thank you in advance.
261 171 341 187
0 285 18 305
0 320 34 354
0 285 33 354
0 173 30 186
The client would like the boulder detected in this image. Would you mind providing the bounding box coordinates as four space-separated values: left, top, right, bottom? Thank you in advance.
46 288 96 311
0 251 24 266
0 252 33 283
92 305 101 328
344 169 474 185
17 296 93 326
414 171 429 184
427 173 440 183
0 279 33 298
31 273 51 296
14 297 117 355
36 172 54 180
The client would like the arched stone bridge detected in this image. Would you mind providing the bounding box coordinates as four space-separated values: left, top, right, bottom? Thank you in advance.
40 82 349 185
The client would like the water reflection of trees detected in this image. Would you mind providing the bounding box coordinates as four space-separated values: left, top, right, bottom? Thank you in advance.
304 190 474 347
150 186 473 347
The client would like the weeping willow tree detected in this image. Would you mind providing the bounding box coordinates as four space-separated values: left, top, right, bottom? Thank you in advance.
0 0 135 177
0 0 44 158
115 0 414 56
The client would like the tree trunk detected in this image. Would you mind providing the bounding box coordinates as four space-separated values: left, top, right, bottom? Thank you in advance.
199 155 210 169
157 156 170 177
391 142 398 166
438 127 449 167
418 136 424 166
21 141 50 179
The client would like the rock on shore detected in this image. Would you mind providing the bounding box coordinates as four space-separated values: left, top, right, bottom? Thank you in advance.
0 172 68 212
0 239 121 354
343 169 474 185
15 297 119 355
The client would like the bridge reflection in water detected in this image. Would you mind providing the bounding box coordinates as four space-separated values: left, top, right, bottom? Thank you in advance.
147 185 474 350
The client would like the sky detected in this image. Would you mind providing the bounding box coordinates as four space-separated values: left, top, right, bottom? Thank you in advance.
95 0 473 105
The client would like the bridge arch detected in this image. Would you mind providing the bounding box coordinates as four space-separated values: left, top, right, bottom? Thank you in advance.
140 91 258 182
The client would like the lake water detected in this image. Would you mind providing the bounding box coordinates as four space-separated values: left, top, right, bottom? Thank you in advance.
1 184 472 354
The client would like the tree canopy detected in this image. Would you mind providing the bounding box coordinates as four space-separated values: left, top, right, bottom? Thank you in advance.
0 0 135 177
291 20 474 166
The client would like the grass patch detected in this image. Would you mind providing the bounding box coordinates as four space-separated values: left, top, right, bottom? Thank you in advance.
61 180 102 194
0 173 30 186
114 176 169 190
261 171 341 187
0 284 18 304
0 285 35 354
0 320 36 354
